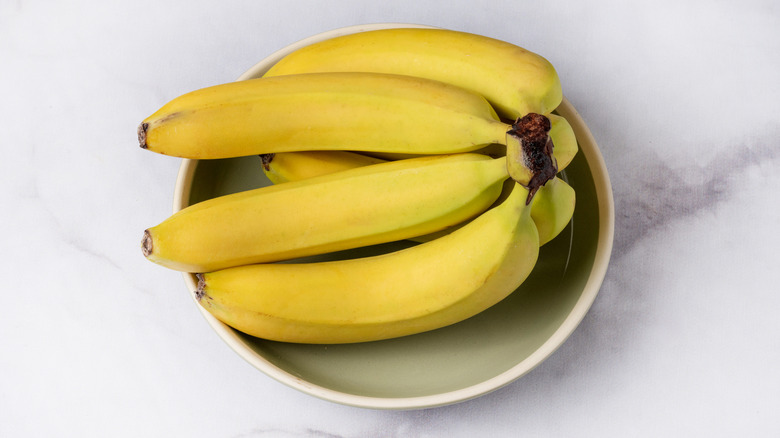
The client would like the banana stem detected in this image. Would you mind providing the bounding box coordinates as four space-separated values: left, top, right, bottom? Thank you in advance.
505 113 558 204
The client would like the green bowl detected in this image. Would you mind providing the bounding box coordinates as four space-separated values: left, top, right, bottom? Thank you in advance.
172 23 614 409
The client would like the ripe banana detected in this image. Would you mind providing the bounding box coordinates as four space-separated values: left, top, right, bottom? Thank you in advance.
262 152 575 246
142 153 509 273
354 113 578 172
529 177 576 246
138 72 558 193
547 113 578 171
263 27 561 120
196 182 540 344
260 150 384 185
138 72 503 158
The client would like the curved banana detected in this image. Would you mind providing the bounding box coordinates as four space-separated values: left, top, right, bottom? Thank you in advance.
138 72 504 158
138 72 558 193
260 150 384 185
263 27 561 120
197 182 539 344
547 114 578 171
142 153 508 272
357 113 577 172
262 152 575 245
529 177 576 246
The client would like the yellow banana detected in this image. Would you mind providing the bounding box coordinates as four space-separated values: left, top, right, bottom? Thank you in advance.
260 151 384 185
357 113 578 172
138 72 503 158
196 182 539 344
529 177 576 246
263 27 561 120
547 113 578 171
138 72 558 193
262 152 575 246
142 153 509 273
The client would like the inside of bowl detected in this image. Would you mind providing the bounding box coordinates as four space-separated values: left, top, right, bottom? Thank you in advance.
184 139 601 399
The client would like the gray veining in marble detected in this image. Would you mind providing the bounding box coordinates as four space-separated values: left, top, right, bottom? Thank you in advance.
613 127 780 259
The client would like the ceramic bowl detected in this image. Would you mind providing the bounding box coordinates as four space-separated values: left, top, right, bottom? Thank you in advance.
172 23 614 409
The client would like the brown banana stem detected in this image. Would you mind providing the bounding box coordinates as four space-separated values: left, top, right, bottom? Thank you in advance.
506 113 557 204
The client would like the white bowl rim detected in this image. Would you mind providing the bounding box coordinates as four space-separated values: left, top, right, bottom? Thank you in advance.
173 23 615 410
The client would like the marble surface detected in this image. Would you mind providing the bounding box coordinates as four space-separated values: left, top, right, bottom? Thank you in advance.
2 0 779 436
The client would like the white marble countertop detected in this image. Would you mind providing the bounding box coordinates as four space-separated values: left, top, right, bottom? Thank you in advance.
2 0 778 436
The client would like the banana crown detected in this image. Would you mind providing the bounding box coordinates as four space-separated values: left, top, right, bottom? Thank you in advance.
506 113 558 203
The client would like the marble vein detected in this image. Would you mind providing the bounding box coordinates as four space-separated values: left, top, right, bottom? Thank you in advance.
610 124 780 260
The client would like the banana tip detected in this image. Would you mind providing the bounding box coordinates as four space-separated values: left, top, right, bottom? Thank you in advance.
138 122 149 149
260 153 275 171
141 229 153 257
195 274 206 301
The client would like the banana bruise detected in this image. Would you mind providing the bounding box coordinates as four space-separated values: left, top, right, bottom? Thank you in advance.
197 182 540 344
142 153 509 273
263 27 562 120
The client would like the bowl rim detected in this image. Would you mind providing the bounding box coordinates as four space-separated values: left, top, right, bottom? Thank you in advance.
172 23 615 410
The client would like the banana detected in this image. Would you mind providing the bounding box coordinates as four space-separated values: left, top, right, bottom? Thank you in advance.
355 113 578 172
260 151 384 185
529 177 576 246
138 72 503 158
262 152 575 246
263 27 561 120
547 113 578 171
196 182 539 344
142 153 509 273
138 72 558 193
391 176 574 247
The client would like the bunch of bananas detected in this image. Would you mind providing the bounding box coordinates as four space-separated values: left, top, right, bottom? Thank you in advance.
139 28 578 344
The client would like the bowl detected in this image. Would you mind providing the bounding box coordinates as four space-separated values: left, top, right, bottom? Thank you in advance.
172 23 614 409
